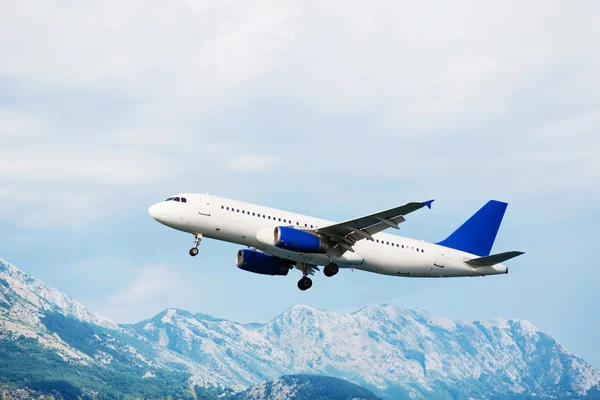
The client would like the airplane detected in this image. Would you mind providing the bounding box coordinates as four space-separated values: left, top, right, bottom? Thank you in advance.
148 194 524 291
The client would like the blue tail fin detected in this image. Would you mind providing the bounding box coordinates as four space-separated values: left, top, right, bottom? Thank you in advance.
436 200 507 256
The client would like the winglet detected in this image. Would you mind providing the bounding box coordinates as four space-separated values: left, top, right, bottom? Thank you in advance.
423 199 435 209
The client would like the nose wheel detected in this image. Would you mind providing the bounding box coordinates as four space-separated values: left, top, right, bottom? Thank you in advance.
323 263 339 277
189 233 203 257
298 277 312 291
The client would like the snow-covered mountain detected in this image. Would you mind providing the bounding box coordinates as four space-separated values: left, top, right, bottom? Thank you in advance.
0 258 208 399
2 257 600 399
0 257 132 364
129 304 600 399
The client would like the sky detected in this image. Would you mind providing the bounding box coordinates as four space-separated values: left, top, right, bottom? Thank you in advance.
0 0 599 367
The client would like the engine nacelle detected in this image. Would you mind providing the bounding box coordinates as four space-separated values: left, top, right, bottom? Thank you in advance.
236 249 291 276
274 226 328 253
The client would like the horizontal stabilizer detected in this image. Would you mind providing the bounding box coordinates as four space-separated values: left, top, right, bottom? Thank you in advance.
465 251 525 267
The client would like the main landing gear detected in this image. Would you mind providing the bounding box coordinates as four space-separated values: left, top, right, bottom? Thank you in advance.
298 276 312 291
296 262 339 290
323 263 339 277
296 262 314 291
189 233 203 257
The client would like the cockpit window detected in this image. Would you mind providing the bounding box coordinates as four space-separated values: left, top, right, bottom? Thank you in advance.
181 198 187 203
165 197 173 201
173 197 180 202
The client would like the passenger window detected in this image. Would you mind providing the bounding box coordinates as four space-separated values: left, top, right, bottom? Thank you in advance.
237 209 240 212
253 212 256 216
296 222 299 225
242 210 245 214
386 242 389 245
402 245 404 248
278 218 281 221
268 216 271 219
422 249 425 253
226 207 229 210
376 240 379 243
310 225 313 228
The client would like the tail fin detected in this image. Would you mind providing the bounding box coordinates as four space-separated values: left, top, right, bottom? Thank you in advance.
436 200 507 256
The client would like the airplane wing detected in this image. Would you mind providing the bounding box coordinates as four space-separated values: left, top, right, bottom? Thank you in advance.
313 200 434 259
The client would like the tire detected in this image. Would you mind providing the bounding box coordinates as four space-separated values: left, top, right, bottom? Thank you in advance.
297 277 312 291
189 248 199 257
324 263 339 277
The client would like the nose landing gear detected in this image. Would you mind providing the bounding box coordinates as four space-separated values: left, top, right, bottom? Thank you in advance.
189 233 203 257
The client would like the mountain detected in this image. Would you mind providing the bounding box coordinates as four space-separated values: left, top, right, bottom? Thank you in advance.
230 374 382 400
129 304 600 399
0 258 213 399
2 257 600 399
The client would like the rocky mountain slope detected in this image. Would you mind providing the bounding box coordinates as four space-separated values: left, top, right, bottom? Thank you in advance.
129 304 600 399
0 258 214 399
2 257 600 399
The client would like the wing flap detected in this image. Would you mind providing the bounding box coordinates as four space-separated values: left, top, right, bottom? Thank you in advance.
465 251 525 267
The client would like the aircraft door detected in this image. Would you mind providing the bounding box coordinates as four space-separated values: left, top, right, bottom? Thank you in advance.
434 249 445 268
199 195 211 216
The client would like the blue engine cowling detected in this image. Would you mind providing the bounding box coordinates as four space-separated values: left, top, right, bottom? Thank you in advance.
236 249 291 276
274 226 328 253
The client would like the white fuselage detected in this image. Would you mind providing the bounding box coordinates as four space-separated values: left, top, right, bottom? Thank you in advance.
148 194 509 278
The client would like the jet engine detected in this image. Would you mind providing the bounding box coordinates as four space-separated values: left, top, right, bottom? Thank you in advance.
274 226 328 253
236 249 291 276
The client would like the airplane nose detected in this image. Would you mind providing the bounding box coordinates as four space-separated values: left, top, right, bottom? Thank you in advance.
148 203 160 220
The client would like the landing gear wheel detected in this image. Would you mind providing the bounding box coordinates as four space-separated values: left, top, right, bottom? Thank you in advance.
189 233 203 257
324 263 339 277
297 277 313 291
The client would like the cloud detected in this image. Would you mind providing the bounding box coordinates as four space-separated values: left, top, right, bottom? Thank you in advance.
0 146 173 184
111 266 183 302
0 109 42 139
0 0 598 228
101 265 193 321
0 185 121 229
67 256 139 287
227 155 279 173
0 1 299 97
